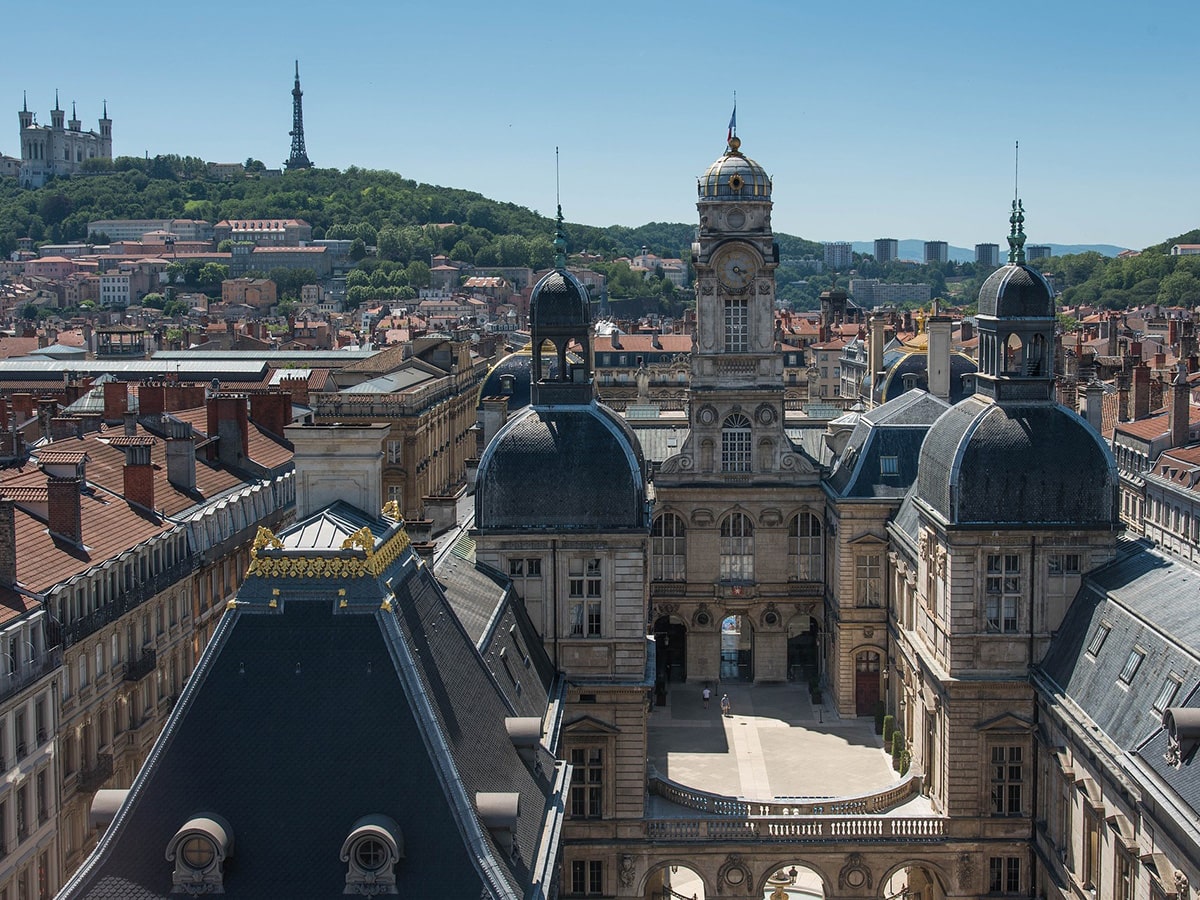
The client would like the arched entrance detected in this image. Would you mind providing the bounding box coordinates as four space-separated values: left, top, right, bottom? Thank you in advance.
721 615 754 681
786 614 821 683
759 862 825 900
854 649 881 715
653 615 688 684
644 862 706 900
883 864 948 900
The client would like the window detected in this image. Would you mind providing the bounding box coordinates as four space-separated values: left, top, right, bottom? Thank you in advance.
721 414 753 473
985 554 1020 633
988 857 1020 894
386 440 402 465
880 455 899 476
1048 553 1081 575
990 745 1023 815
1118 649 1144 684
568 560 601 638
855 553 882 606
1152 677 1180 713
720 513 754 582
651 514 686 581
1083 811 1101 890
724 298 748 352
571 860 603 896
1114 848 1136 900
789 513 822 581
569 747 603 818
1087 623 1111 656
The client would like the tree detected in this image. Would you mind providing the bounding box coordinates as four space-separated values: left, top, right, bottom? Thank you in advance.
405 260 431 289
163 300 188 317
141 292 166 309
244 158 266 173
199 263 230 285
1158 269 1200 306
217 240 234 253
349 237 367 261
19 303 39 321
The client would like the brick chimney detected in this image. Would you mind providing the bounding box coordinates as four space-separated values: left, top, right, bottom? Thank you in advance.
139 382 166 417
47 476 83 544
868 316 886 404
1085 380 1104 432
0 498 15 587
103 380 128 423
250 390 292 439
1131 364 1151 420
1169 362 1190 450
207 393 250 468
164 416 196 492
959 320 973 342
49 417 82 443
278 374 309 407
163 382 206 412
115 437 156 512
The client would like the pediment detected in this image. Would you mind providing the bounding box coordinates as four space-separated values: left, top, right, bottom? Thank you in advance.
975 712 1035 733
563 714 620 736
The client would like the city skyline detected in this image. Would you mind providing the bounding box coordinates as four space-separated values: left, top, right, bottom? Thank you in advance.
3 0 1198 251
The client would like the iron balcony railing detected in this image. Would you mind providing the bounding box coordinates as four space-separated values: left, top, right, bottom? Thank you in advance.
60 559 195 647
0 648 62 706
123 649 157 682
76 753 113 794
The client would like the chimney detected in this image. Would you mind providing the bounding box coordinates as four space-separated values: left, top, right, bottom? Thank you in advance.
1085 381 1104 432
0 498 15 587
279 374 310 407
960 319 973 342
123 411 138 436
163 382 206 412
1169 318 1179 348
1169 363 1190 449
249 390 292 439
926 315 952 401
11 394 34 423
139 382 166 417
164 417 196 492
117 438 156 512
48 417 82 443
102 380 128 423
1132 363 1151 420
868 316 886 404
47 476 83 544
207 393 250 468
1117 373 1131 423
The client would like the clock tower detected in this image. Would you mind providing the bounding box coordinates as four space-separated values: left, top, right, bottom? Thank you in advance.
654 134 822 686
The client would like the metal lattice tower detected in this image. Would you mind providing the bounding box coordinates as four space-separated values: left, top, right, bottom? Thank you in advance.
286 60 313 170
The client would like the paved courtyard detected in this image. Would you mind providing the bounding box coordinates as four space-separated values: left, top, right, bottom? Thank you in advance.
648 681 901 802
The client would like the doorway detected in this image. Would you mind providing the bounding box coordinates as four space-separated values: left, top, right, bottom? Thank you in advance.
721 615 754 681
653 615 688 683
855 649 881 715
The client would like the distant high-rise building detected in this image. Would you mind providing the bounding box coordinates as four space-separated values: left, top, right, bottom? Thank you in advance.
975 242 1000 267
286 61 313 170
823 241 853 270
1027 244 1052 261
873 238 898 263
923 240 948 264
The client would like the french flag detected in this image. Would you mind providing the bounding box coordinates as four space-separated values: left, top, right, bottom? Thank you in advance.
727 104 737 144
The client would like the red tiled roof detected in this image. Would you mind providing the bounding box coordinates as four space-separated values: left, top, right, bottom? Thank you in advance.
595 333 692 353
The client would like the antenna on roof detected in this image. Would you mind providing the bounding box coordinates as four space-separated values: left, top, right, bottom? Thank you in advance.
1013 140 1019 205
553 147 567 271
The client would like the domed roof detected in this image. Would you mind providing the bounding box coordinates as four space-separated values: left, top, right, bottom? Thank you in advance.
977 263 1054 319
874 349 978 405
530 268 590 329
916 395 1117 528
476 404 647 532
698 138 771 200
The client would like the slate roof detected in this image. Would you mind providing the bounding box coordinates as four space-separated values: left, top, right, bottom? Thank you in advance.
977 263 1054 319
874 349 977 405
60 506 565 899
530 270 590 329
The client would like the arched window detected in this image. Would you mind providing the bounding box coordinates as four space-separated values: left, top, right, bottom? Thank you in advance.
651 514 686 582
789 512 822 581
721 414 752 472
720 513 754 582
1004 333 1024 375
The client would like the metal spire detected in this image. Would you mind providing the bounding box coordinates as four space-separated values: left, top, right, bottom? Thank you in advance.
553 147 567 270
54 89 60 111
1007 141 1026 264
22 92 27 113
286 61 313 170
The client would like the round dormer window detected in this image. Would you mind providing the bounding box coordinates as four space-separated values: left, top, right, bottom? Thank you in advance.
354 836 389 873
181 836 216 871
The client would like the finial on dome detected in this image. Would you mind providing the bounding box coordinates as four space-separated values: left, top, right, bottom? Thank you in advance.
1008 199 1026 264
553 204 567 270
727 135 742 156
54 89 60 111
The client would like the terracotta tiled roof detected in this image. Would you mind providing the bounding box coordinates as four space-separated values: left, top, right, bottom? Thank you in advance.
35 450 88 464
0 586 40 629
595 333 692 353
0 486 47 502
1113 405 1200 440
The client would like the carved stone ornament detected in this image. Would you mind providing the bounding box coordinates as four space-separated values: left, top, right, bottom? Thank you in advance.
693 604 714 628
717 854 748 895
619 855 636 889
957 852 975 890
755 403 777 426
793 602 814 617
700 282 715 296
837 853 873 891
759 603 781 628
757 279 773 294
697 405 718 426
779 452 815 473
759 507 783 528
918 531 929 556
863 627 874 638
655 603 679 619
1176 870 1189 897
691 508 714 527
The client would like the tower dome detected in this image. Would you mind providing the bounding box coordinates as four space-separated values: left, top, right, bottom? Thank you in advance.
698 137 772 201
529 269 590 329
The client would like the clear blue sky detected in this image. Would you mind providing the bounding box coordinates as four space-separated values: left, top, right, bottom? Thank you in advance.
4 0 1197 251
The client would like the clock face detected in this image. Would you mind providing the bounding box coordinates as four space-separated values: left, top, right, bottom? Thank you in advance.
717 247 755 292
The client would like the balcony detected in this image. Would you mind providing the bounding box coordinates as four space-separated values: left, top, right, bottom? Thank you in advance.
0 648 63 706
60 559 194 647
644 815 947 842
123 649 157 682
76 753 114 794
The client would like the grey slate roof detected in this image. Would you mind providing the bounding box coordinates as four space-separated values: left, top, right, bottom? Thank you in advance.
977 263 1054 319
476 403 648 532
875 349 977 405
916 395 1118 528
61 506 565 899
530 270 590 328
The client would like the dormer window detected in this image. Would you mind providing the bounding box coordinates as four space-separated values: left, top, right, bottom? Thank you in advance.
341 815 402 895
166 814 233 894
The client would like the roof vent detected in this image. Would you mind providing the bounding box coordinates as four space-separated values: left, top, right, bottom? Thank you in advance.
476 792 520 858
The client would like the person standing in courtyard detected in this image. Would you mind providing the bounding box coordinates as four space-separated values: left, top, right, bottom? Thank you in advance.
720 694 731 717
702 686 711 709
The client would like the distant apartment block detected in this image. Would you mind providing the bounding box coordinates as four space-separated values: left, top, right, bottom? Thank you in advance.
823 241 853 270
848 278 931 306
923 240 948 264
221 278 277 310
98 272 131 307
1026 244 1052 260
873 238 898 263
213 219 312 247
206 162 245 180
87 219 214 243
975 242 1000 267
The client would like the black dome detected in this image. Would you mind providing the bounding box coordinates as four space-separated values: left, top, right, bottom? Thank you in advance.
876 350 977 405
529 269 589 329
916 395 1117 528
977 263 1054 319
476 404 647 531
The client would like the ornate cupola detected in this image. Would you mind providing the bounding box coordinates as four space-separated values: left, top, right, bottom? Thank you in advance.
528 207 593 406
972 199 1056 404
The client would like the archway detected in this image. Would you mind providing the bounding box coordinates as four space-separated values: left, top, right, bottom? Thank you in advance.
882 863 948 900
786 614 821 683
653 615 688 684
854 648 881 715
721 615 754 681
758 862 826 900
644 861 706 900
